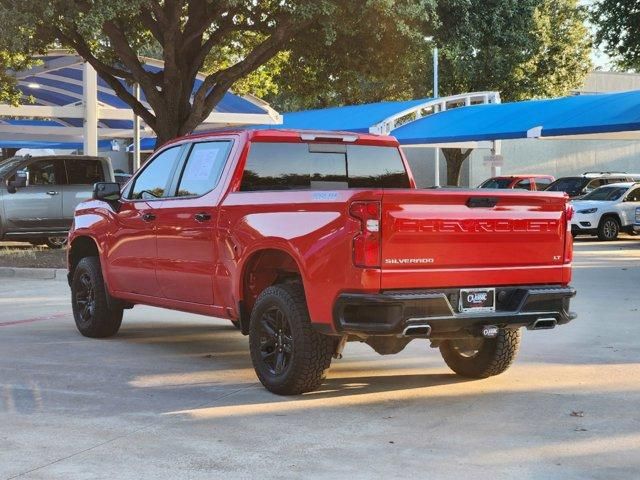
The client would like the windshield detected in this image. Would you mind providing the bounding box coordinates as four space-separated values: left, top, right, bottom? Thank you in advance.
0 157 25 179
546 177 588 194
480 178 512 189
581 186 628 201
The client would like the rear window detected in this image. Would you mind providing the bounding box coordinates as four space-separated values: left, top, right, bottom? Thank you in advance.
546 177 588 194
240 142 410 191
479 178 512 189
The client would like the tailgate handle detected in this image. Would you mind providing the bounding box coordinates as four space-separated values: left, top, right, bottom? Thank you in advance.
467 197 499 208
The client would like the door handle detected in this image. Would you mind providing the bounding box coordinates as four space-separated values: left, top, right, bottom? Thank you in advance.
46 191 58 196
142 212 156 222
194 213 212 222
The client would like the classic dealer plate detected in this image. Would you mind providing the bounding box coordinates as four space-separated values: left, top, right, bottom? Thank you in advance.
459 287 496 313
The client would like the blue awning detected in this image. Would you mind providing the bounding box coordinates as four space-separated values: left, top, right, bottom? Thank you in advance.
277 98 432 133
392 90 640 144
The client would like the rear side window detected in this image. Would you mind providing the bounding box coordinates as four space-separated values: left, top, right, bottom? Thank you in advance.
130 146 182 200
65 159 105 184
240 142 409 191
176 141 232 197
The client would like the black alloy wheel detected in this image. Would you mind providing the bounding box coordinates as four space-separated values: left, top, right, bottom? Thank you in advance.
75 272 96 324
258 306 294 377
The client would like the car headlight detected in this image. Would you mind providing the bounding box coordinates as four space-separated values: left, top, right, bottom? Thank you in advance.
577 208 597 214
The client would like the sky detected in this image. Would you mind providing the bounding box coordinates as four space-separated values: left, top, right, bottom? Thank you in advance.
580 0 613 70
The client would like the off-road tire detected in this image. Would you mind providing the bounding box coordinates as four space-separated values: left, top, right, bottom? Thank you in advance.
249 283 334 395
71 257 123 338
597 216 620 241
439 328 521 379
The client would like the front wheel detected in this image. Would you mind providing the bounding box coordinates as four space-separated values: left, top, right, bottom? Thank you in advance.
439 329 521 378
249 283 335 395
71 257 123 338
597 217 619 241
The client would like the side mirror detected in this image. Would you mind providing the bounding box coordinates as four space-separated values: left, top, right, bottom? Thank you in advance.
93 182 121 201
7 172 27 193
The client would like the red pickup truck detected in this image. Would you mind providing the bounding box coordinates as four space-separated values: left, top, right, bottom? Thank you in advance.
67 129 576 395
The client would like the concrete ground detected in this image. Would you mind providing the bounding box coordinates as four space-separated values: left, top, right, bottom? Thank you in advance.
1 239 640 479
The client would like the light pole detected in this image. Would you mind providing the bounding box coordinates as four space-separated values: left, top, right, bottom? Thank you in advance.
427 40 440 185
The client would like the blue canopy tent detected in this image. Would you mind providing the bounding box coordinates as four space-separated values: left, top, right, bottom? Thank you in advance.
391 90 640 145
1 51 282 165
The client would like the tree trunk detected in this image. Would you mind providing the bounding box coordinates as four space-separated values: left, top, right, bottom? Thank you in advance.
441 148 473 186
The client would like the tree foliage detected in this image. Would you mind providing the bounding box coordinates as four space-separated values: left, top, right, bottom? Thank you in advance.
591 0 640 71
435 0 591 101
0 0 345 144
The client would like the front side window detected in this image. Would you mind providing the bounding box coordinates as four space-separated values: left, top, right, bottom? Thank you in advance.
65 159 105 185
626 188 640 202
23 159 65 186
130 146 182 200
240 142 409 191
176 141 231 197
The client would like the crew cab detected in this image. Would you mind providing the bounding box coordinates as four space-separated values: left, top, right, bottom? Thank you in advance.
571 182 640 240
479 174 554 191
0 155 115 248
67 129 576 395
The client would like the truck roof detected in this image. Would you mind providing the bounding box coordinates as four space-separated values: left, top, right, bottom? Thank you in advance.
163 128 399 148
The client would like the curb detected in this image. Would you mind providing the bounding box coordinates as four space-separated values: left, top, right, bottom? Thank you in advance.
0 267 68 282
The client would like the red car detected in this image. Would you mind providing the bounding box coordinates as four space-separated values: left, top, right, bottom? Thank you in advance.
67 129 576 395
479 175 555 191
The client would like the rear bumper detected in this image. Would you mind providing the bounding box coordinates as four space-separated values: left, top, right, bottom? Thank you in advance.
332 285 576 337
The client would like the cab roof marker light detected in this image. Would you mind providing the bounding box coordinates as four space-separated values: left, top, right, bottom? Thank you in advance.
300 133 358 142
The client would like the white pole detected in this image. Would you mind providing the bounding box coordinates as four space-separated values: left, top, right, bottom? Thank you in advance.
433 47 439 99
133 83 141 172
83 62 98 156
434 147 440 187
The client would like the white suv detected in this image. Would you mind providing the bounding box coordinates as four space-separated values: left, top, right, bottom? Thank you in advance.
571 182 640 241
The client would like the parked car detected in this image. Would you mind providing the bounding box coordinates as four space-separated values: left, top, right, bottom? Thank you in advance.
479 174 554 191
546 172 640 199
634 207 640 234
0 155 114 248
571 182 640 240
67 129 576 395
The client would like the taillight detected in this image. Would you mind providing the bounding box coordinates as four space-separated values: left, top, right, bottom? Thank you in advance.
349 201 381 268
565 204 574 222
564 203 574 263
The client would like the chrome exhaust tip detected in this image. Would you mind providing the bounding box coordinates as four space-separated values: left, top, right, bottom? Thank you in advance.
403 324 432 337
528 318 557 330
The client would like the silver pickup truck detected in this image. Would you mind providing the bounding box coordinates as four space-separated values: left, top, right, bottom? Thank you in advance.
0 155 115 248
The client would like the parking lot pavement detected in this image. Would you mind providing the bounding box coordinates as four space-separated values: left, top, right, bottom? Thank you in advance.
1 239 639 480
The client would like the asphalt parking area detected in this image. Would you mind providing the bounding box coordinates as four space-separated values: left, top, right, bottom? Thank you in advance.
1 239 640 479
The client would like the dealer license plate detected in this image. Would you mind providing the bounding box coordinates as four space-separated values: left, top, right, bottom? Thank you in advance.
459 288 496 313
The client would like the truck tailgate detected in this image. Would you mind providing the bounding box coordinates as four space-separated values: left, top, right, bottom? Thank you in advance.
380 190 570 289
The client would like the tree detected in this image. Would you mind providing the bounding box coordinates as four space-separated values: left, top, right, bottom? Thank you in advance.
591 0 640 71
0 1 352 145
434 0 592 184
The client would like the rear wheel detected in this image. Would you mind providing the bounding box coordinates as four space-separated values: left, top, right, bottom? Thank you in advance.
249 283 334 395
597 216 620 241
71 257 123 338
439 329 521 378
